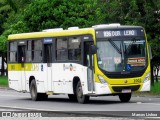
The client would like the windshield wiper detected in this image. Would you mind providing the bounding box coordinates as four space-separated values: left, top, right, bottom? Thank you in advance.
108 39 121 54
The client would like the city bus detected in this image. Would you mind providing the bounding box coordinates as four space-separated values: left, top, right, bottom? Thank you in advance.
8 24 151 104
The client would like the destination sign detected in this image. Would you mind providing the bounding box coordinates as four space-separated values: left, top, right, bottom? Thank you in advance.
18 41 26 45
96 29 144 38
44 38 53 44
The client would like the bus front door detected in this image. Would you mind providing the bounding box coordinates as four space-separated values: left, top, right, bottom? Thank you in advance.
18 45 26 91
84 42 95 93
44 44 53 91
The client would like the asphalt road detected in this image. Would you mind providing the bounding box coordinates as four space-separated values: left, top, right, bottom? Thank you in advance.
0 88 160 118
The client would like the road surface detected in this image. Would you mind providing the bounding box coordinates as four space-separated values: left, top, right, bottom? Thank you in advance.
0 88 160 119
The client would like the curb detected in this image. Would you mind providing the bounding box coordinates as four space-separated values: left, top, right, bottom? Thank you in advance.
133 93 160 98
0 86 12 90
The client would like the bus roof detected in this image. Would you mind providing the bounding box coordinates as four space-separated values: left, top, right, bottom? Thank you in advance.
92 24 143 30
8 28 94 40
8 25 144 40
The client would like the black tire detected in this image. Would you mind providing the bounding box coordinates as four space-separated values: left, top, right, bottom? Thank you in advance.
30 80 48 101
119 93 131 102
41 93 48 100
68 94 77 102
76 81 89 104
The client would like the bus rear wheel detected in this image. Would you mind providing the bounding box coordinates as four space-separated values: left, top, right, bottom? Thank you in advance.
119 93 131 102
76 81 89 104
30 80 48 101
41 93 48 100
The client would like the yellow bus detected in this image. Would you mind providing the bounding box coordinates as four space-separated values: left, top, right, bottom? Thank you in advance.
8 24 151 104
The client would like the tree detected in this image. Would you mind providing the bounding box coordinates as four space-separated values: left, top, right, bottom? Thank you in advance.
0 0 105 76
0 0 31 76
0 0 160 79
0 0 12 35
23 0 105 31
102 0 160 85
0 0 11 76
0 35 7 76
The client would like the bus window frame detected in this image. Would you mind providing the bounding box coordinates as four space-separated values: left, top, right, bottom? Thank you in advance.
7 34 95 65
81 35 94 67
30 39 43 63
54 35 87 65
25 39 43 63
43 38 54 64
56 37 68 61
8 39 44 64
8 41 18 63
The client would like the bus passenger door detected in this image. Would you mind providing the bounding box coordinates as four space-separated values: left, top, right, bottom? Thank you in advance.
44 43 53 91
18 44 26 91
84 41 95 93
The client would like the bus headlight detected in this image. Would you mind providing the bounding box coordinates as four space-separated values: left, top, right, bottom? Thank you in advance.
98 75 108 84
143 72 150 83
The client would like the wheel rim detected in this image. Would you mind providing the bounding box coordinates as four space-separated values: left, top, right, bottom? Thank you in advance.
77 86 83 99
31 84 36 98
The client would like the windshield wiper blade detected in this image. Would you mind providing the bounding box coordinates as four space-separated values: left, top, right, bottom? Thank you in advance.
108 39 121 54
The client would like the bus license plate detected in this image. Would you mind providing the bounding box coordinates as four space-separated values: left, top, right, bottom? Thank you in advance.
122 89 131 93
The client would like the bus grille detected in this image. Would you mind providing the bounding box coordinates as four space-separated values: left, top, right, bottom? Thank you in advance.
112 85 140 92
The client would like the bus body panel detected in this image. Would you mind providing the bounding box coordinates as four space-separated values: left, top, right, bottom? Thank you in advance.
8 63 91 94
8 71 21 91
141 80 150 91
94 82 112 95
48 63 89 94
8 62 150 95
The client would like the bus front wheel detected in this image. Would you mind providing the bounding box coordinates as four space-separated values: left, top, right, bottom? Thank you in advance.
76 81 89 104
119 93 131 102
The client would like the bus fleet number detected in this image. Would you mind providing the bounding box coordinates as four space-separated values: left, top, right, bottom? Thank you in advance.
134 78 141 83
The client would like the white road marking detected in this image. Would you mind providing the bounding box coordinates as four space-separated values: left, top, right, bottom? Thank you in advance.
0 105 60 111
136 102 142 104
0 94 30 98
140 103 160 106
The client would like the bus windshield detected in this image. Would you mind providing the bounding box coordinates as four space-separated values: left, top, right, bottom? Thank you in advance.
97 38 147 72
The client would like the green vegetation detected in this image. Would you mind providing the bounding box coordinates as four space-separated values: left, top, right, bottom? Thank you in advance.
0 0 160 52
0 76 8 87
0 1 160 86
151 81 160 94
134 81 160 96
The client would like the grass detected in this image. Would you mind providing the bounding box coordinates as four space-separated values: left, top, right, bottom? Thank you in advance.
0 76 8 87
133 80 160 96
151 81 160 94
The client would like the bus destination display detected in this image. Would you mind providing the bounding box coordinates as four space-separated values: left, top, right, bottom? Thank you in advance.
96 29 144 38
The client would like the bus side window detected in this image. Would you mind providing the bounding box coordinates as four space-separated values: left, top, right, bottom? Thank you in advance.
18 46 26 63
84 42 93 67
26 41 32 62
31 40 42 62
68 36 81 61
44 44 52 63
56 38 68 60
9 41 17 62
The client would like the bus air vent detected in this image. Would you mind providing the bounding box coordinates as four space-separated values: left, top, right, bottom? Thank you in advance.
42 28 63 32
108 23 121 26
92 23 121 28
68 27 79 30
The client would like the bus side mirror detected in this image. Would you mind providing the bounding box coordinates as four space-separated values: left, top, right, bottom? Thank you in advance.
90 45 97 54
